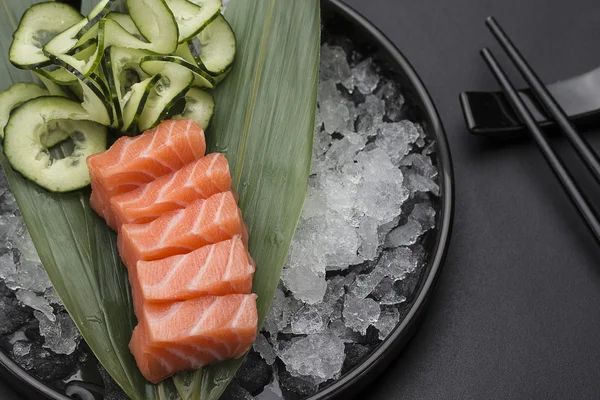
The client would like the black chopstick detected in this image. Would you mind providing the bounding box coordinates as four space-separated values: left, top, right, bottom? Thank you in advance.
485 16 600 185
480 47 600 244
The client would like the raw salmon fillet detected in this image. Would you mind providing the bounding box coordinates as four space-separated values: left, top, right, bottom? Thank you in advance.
87 119 206 229
118 191 244 269
130 294 258 383
131 236 254 307
110 153 232 228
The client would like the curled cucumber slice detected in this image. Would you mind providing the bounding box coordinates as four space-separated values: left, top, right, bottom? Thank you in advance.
3 97 108 193
172 87 215 130
9 2 83 70
0 83 49 139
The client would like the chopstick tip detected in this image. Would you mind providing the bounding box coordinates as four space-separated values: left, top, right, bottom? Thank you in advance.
485 16 497 27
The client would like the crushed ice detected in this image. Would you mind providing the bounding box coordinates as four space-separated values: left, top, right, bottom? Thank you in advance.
0 169 82 374
248 40 440 398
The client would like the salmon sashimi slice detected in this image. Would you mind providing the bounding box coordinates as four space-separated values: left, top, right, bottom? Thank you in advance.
110 153 232 229
118 191 244 269
87 119 206 229
130 325 220 384
130 294 258 383
131 236 254 308
139 294 258 348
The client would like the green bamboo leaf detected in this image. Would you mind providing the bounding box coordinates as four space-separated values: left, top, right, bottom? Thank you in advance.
0 0 319 399
173 1 321 397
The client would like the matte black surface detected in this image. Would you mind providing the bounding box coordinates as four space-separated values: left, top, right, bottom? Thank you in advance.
3 0 600 399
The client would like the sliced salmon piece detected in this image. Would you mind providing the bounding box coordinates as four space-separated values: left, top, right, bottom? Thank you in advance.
130 325 219 384
130 294 258 384
87 119 206 229
110 153 232 229
129 237 254 312
118 191 244 269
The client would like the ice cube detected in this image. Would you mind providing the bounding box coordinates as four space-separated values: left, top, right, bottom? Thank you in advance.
318 170 360 222
327 319 363 343
279 333 346 384
263 287 298 336
379 290 407 306
8 259 52 293
355 148 408 225
342 295 380 335
282 260 327 305
377 247 417 281
0 214 26 243
357 216 380 261
411 202 437 232
290 303 330 335
12 341 31 357
353 58 380 95
400 153 440 196
0 191 19 215
320 44 353 84
376 121 421 166
319 80 354 134
300 187 327 221
374 307 401 340
16 289 55 322
253 333 277 366
356 95 386 135
324 131 367 170
384 219 422 248
376 78 400 101
13 230 40 263
323 275 348 304
0 252 16 279
348 269 385 299
35 310 81 355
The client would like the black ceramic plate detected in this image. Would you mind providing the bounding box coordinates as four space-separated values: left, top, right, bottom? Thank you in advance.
0 1 454 399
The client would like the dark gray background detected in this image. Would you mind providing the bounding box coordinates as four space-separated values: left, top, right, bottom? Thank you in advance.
3 0 600 399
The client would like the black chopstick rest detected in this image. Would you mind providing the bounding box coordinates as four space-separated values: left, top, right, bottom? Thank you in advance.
460 65 600 138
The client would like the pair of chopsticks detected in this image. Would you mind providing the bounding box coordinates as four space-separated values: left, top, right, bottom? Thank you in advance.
481 17 600 243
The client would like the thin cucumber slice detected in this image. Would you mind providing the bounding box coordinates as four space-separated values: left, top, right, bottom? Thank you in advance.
67 38 98 57
36 74 69 98
140 55 215 89
126 0 179 54
165 0 221 43
137 62 194 131
67 68 113 126
9 3 83 69
189 15 236 76
122 75 161 133
0 83 49 139
35 66 78 85
171 87 214 130
47 24 105 77
105 47 152 100
43 18 89 57
4 97 108 192
106 12 143 39
104 46 154 130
